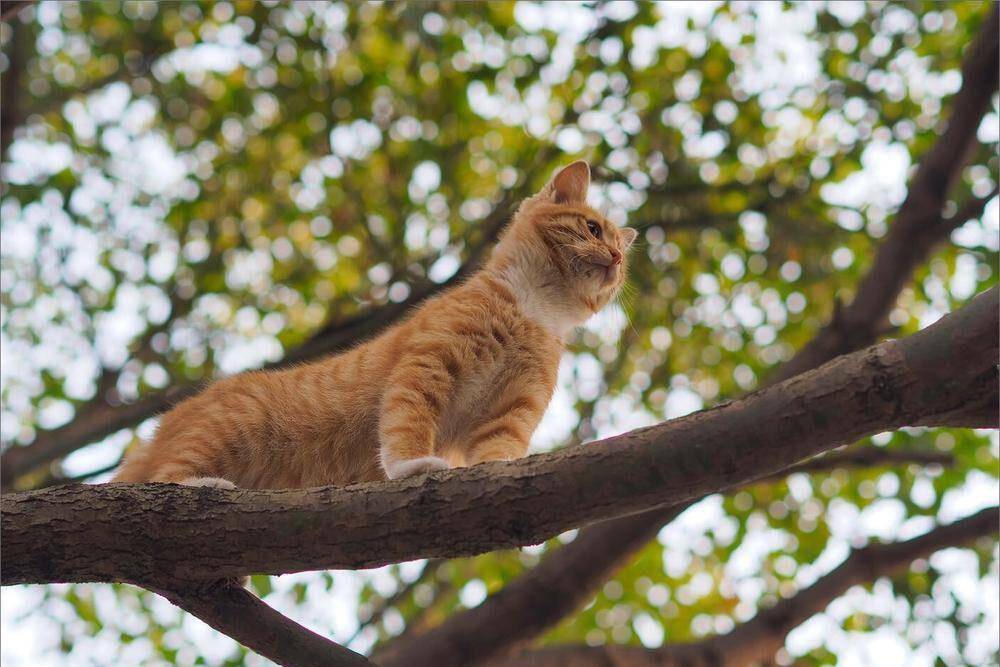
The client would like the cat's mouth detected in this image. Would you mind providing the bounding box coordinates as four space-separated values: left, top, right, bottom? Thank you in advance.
583 261 621 288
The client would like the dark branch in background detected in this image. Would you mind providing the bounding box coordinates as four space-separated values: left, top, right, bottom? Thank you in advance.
771 4 999 383
2 287 995 587
0 0 34 23
0 0 29 161
373 447 956 667
375 11 1000 664
485 507 1000 667
151 581 375 667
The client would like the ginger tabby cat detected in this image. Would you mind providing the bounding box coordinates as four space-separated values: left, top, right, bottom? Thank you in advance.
113 161 637 489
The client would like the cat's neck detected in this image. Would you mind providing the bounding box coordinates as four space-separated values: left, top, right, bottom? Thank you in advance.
483 262 589 341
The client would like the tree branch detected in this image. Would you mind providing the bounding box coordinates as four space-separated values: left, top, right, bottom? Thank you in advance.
484 506 1000 667
771 3 999 384
150 580 375 667
2 286 995 587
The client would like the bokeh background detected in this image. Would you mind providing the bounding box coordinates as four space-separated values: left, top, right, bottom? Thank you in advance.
1 1 997 665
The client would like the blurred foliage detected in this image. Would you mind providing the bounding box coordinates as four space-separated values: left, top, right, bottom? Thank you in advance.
0 1 997 666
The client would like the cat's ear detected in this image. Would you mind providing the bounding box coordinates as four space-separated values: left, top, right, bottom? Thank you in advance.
543 160 590 204
620 227 638 249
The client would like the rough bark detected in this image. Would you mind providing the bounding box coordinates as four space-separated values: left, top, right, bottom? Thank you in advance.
771 3 999 384
2 287 996 587
150 580 375 667
373 448 954 667
485 506 1000 667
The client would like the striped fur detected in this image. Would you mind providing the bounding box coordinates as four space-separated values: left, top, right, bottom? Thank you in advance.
112 161 637 488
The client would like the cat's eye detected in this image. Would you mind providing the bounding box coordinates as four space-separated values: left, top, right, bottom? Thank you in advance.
586 220 602 239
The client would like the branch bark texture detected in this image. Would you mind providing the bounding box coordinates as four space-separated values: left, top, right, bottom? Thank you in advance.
2 287 996 587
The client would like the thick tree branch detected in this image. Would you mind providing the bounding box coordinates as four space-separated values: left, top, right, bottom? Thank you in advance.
373 446 955 667
2 287 995 587
771 4 999 383
485 506 1000 667
150 580 375 667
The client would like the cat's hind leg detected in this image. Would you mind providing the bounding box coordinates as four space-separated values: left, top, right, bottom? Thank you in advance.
381 456 450 479
179 476 237 489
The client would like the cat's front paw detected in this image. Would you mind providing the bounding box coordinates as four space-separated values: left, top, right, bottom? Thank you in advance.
383 456 450 480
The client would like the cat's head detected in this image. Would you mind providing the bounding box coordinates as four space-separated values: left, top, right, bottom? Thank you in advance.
492 160 638 323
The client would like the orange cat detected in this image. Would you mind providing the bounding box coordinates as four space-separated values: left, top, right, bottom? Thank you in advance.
112 161 636 489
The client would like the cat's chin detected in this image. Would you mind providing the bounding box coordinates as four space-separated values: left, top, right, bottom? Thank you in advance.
601 264 621 287
582 262 621 289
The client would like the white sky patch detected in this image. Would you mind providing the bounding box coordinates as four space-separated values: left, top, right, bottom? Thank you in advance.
633 611 665 647
821 139 912 210
664 386 703 419
531 353 581 452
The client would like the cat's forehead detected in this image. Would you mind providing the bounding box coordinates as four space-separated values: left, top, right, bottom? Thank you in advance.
533 201 611 226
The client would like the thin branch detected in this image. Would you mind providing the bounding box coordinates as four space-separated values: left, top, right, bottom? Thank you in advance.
771 4 999 384
949 185 999 230
1 287 995 587
150 580 374 667
783 447 952 478
485 506 1000 667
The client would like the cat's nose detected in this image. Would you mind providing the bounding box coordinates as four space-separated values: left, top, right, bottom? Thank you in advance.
609 248 623 265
